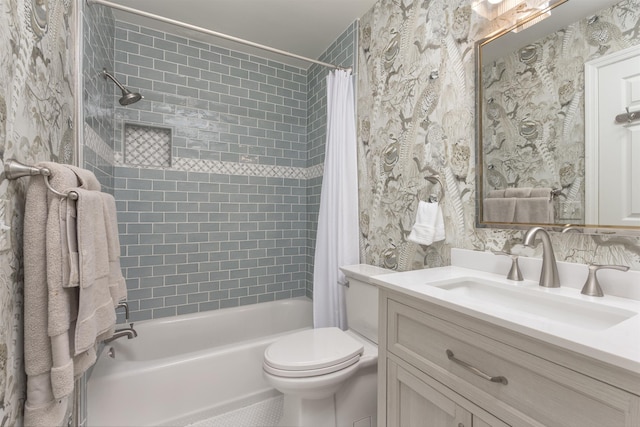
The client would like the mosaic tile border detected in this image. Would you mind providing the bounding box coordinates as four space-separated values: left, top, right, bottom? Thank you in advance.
84 123 115 165
113 150 323 179
306 164 323 180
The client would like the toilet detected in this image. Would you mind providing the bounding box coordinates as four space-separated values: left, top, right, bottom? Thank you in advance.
263 264 392 427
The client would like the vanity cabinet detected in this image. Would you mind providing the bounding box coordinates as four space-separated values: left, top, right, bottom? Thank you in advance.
378 289 640 427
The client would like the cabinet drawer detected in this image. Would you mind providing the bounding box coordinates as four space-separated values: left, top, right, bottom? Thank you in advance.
387 299 640 427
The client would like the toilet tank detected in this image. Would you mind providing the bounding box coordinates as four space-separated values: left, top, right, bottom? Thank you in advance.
340 264 394 344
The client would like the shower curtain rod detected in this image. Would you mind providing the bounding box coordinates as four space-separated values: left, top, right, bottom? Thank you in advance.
86 0 345 70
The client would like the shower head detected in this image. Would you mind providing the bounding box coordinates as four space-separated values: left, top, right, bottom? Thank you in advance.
102 68 143 106
118 89 143 106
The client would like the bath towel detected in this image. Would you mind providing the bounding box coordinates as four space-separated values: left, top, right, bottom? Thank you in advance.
487 189 506 198
503 187 553 199
483 197 517 222
408 201 445 246
66 165 102 190
24 163 80 426
42 163 91 401
63 166 125 353
24 163 123 426
73 187 117 354
101 192 127 305
61 164 101 289
513 197 555 224
484 187 554 223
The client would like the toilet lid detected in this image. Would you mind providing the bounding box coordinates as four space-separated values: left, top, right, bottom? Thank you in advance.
264 327 364 375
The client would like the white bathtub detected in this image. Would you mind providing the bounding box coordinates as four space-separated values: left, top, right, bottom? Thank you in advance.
87 298 313 427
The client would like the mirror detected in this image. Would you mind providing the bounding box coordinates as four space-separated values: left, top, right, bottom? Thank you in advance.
476 0 640 233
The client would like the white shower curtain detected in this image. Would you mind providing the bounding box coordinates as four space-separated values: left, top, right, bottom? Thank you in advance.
313 69 360 329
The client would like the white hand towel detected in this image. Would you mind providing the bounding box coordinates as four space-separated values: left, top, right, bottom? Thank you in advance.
408 201 446 246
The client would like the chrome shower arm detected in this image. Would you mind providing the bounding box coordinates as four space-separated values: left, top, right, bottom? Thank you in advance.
102 69 127 92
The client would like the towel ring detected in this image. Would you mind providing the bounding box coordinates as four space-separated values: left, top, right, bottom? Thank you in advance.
426 174 444 203
4 159 79 200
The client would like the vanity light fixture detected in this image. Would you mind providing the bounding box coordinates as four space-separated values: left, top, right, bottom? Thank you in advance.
471 0 517 21
472 0 552 27
511 1 551 32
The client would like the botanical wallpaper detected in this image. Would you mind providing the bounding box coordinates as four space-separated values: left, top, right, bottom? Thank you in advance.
482 2 640 224
0 0 637 424
0 0 76 425
357 0 640 272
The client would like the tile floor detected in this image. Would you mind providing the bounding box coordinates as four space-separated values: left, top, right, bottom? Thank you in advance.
186 396 283 427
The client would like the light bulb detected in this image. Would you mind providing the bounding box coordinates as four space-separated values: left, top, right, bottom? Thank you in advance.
487 0 503 4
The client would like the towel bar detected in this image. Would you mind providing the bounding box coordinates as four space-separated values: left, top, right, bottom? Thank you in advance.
4 159 79 200
426 174 445 203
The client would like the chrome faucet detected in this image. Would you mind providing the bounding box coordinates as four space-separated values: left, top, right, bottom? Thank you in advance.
115 301 130 322
104 323 138 344
581 264 630 297
522 227 561 288
493 251 523 281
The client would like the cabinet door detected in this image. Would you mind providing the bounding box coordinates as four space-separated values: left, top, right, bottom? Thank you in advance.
387 359 510 427
388 359 471 427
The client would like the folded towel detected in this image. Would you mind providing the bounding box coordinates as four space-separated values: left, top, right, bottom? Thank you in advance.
504 187 533 198
483 197 517 222
61 165 101 289
487 189 506 198
25 162 81 425
490 187 553 199
484 195 554 223
73 188 118 355
484 187 555 223
43 164 85 402
24 174 55 405
101 192 127 305
408 201 445 246
24 163 123 426
65 165 102 191
62 165 124 353
513 197 555 224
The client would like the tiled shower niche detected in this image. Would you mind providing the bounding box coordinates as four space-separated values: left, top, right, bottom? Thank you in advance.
124 123 172 168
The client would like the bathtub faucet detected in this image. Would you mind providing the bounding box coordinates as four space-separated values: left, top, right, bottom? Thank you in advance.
104 323 138 344
115 301 130 322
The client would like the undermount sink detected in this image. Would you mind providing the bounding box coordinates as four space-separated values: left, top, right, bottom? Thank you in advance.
430 277 637 330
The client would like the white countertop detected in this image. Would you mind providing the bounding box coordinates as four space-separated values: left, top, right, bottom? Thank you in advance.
340 263 396 283
369 249 640 374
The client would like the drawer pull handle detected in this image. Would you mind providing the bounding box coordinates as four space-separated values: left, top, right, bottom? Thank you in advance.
446 349 508 385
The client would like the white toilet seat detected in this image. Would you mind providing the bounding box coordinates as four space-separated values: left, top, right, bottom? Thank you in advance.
264 353 360 377
264 327 364 378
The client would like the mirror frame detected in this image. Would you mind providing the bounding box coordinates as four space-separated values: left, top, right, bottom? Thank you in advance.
474 0 640 236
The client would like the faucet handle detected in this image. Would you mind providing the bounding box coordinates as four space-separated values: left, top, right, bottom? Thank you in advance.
493 251 523 281
115 301 130 322
581 264 630 297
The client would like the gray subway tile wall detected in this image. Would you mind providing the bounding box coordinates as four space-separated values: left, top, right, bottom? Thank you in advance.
82 2 116 194
108 19 356 320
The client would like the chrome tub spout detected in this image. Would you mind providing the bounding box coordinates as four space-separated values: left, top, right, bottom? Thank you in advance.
104 324 138 344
